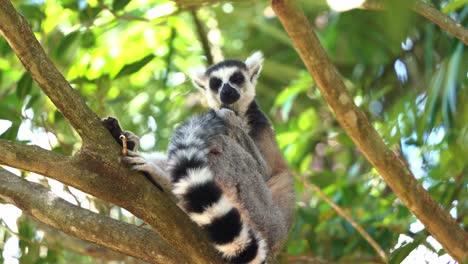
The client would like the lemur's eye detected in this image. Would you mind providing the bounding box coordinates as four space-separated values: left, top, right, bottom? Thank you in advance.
229 72 245 85
209 77 222 91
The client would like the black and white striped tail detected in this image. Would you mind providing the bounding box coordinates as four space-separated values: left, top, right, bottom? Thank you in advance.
168 111 268 264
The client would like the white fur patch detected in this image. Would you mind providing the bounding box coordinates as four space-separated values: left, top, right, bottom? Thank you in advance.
189 195 233 225
249 235 268 264
210 67 239 83
189 67 208 91
176 133 205 149
173 147 205 163
172 166 213 196
245 51 264 70
214 224 250 257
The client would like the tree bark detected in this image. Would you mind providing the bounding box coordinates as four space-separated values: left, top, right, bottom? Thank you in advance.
270 0 467 262
0 168 187 264
28 218 136 262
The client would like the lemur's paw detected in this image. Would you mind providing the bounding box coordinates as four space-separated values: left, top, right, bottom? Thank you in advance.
102 116 123 139
215 108 245 129
101 116 139 151
215 108 236 118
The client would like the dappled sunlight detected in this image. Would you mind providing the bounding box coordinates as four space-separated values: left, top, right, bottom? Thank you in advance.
326 0 365 12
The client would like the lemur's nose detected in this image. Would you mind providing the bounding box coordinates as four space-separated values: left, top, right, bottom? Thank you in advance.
220 84 240 105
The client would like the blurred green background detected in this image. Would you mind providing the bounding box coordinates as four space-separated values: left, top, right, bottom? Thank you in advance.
0 0 466 263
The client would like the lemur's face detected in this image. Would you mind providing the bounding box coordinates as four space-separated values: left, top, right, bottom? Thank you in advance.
191 52 264 113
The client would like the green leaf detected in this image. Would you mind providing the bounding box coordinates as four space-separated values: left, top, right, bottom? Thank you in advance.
16 72 33 101
114 54 155 79
389 238 423 264
79 6 101 22
442 42 463 131
18 4 46 21
442 0 468 13
112 0 132 11
80 31 96 49
55 31 80 56
25 94 41 109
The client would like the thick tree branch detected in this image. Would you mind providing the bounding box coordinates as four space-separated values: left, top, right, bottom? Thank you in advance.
30 218 132 262
361 0 468 45
0 168 187 264
0 139 70 176
270 0 467 262
0 139 223 263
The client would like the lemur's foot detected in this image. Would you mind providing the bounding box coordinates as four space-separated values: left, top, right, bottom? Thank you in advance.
122 151 167 180
101 116 139 151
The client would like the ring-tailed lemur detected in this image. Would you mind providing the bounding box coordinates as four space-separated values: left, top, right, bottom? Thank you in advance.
102 52 294 264
102 112 269 264
190 52 295 252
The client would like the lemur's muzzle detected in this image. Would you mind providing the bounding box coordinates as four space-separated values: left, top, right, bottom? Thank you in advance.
220 84 240 105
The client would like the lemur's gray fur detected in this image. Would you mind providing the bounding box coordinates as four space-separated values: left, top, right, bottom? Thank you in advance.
191 52 295 253
102 51 294 264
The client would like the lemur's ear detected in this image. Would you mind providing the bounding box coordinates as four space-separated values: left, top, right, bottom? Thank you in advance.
189 68 208 91
245 51 264 84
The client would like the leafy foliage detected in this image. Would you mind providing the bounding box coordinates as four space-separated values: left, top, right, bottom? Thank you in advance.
0 0 466 263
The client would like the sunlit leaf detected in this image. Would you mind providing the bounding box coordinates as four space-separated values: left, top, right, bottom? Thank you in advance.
442 42 463 132
389 238 423 264
442 0 468 13
114 54 155 79
55 31 80 56
16 72 33 101
112 0 132 11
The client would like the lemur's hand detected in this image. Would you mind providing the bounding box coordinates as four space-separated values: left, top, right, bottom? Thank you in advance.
215 108 247 130
101 116 139 152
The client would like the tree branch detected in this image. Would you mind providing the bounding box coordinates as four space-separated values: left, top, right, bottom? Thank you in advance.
191 9 214 65
31 219 132 261
0 140 223 264
361 0 468 45
0 168 187 264
3 216 134 262
0 0 116 149
0 139 70 177
297 176 387 263
177 0 468 45
270 0 467 262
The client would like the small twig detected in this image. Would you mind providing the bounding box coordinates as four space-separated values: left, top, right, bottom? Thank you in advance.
296 175 388 263
191 9 214 65
119 134 128 156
